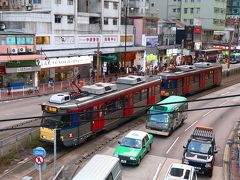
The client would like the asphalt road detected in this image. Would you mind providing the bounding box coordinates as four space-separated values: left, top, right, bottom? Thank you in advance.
94 83 240 180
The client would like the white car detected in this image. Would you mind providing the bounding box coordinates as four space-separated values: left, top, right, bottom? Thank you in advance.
164 163 197 180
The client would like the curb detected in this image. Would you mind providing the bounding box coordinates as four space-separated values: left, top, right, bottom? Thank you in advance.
223 121 240 180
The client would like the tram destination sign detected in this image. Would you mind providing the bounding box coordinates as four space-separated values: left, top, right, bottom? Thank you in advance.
42 105 58 113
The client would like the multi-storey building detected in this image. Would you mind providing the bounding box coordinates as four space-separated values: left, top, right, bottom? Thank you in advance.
149 0 181 20
0 0 146 87
226 0 240 45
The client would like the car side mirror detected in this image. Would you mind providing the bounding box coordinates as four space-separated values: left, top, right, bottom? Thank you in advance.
183 145 186 149
118 141 121 144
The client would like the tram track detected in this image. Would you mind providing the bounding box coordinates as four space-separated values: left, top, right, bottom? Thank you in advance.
1 73 240 179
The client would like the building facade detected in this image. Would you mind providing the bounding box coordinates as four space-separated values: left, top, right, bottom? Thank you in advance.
0 0 146 86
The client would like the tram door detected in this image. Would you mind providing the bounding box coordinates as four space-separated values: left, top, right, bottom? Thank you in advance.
92 105 104 132
123 94 133 117
183 76 190 94
200 73 205 88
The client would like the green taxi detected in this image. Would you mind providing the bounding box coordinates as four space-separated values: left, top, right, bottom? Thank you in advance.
113 130 153 165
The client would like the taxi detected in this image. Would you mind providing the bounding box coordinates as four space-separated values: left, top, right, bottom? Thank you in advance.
113 130 153 165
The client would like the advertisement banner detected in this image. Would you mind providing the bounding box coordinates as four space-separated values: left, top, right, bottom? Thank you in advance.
146 36 159 48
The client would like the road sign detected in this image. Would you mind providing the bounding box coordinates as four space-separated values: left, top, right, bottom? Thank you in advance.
35 162 47 171
33 147 46 157
34 156 44 166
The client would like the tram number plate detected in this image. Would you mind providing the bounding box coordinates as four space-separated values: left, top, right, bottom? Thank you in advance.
121 160 126 163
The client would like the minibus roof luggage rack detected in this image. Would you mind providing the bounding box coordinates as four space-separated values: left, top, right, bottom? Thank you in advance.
191 126 214 141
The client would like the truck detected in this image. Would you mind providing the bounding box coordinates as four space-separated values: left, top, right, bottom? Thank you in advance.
182 126 218 177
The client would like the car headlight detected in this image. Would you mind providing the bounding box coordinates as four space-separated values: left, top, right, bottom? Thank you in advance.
130 157 136 160
113 154 118 158
205 163 212 168
183 159 189 164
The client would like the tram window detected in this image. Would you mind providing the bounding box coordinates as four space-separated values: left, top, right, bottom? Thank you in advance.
168 80 173 88
155 85 160 95
112 99 117 112
93 106 98 119
86 108 93 121
129 94 133 104
105 101 113 113
61 115 71 128
125 96 129 107
78 111 86 125
142 89 148 100
194 74 200 83
205 73 210 80
134 91 141 103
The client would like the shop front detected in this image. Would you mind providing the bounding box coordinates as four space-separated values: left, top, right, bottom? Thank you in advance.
39 56 93 84
99 53 118 76
4 60 40 89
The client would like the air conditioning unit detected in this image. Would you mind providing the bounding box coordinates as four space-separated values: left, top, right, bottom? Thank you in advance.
18 47 26 53
27 48 33 53
10 48 18 54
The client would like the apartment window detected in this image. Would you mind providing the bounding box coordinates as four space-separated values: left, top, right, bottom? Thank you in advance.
104 18 109 25
67 0 73 5
151 3 154 7
104 1 109 9
184 8 188 14
190 8 194 14
55 0 61 4
191 0 194 2
55 15 62 23
196 8 200 14
33 0 41 3
113 18 118 25
177 8 180 12
36 36 50 44
184 19 188 23
189 19 193 25
67 15 74 24
113 2 118 9
173 9 176 12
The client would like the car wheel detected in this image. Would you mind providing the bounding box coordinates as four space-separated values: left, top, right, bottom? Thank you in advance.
137 157 141 165
207 170 213 177
148 143 152 152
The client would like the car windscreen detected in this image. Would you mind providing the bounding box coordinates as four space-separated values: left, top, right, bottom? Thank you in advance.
148 112 169 123
121 137 142 149
187 139 212 154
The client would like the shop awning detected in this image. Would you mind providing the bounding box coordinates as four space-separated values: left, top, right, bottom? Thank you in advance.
101 54 118 62
0 54 46 62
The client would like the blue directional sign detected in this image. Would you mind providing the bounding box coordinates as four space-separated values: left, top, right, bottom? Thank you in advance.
33 147 46 158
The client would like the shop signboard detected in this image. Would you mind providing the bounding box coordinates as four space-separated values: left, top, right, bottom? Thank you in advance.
5 66 41 73
39 56 93 69
6 60 37 68
145 36 159 48
146 54 157 61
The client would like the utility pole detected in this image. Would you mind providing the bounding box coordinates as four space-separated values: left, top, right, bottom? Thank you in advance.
96 42 100 83
124 1 128 68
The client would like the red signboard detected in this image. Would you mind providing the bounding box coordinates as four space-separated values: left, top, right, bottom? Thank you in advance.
0 66 5 75
194 26 201 34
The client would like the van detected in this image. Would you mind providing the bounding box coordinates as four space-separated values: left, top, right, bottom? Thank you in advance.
164 163 197 180
72 154 122 180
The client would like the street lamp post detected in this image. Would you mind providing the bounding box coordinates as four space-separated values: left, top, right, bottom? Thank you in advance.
124 1 128 68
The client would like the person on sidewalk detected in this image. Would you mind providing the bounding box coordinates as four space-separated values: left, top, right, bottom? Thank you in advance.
7 82 11 95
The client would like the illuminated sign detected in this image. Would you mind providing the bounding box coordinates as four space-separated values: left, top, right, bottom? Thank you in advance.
44 105 58 113
194 26 201 34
